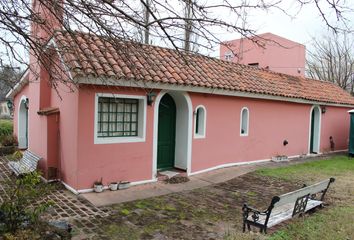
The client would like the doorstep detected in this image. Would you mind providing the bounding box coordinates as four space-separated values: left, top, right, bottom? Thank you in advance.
157 169 187 181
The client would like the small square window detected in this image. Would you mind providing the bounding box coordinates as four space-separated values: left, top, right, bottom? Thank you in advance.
97 97 140 138
95 94 146 144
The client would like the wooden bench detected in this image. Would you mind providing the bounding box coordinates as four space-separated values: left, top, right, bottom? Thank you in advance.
242 178 335 234
8 150 41 176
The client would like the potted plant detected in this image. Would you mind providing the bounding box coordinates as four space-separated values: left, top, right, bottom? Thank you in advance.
93 178 104 193
118 181 131 190
109 182 118 191
271 155 288 162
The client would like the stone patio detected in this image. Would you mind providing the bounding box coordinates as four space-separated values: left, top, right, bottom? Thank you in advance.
0 156 110 238
0 153 339 239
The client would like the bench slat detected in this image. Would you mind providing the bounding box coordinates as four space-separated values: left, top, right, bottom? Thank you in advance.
249 199 323 227
275 179 330 207
8 150 41 176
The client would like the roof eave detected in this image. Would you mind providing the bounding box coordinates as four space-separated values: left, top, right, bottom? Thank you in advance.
76 76 354 108
6 69 30 99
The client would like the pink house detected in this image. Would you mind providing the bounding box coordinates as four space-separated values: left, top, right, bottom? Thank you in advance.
220 33 306 77
7 2 354 193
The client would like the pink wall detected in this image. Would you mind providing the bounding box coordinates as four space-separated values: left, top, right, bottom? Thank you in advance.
75 86 155 189
190 93 350 172
191 94 308 172
320 106 350 152
49 77 79 188
13 81 351 190
13 56 79 185
220 33 306 77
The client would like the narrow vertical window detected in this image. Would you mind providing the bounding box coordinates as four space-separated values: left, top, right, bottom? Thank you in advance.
240 107 249 136
194 105 206 138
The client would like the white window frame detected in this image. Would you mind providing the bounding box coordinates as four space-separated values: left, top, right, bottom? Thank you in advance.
240 107 249 136
94 93 146 144
194 105 206 139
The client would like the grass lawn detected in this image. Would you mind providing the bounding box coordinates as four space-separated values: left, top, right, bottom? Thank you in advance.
71 155 354 240
0 119 13 137
257 155 354 240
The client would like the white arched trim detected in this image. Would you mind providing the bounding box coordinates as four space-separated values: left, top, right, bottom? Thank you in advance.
152 90 193 179
240 107 249 136
17 95 29 149
308 105 322 154
194 105 207 139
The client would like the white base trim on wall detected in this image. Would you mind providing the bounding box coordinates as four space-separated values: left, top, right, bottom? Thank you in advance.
189 159 271 176
328 149 348 153
189 154 302 176
62 178 157 195
62 181 79 195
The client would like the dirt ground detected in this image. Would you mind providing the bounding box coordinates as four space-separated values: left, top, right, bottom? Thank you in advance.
72 173 307 240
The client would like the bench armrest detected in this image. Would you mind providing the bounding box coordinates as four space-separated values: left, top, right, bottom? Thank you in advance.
242 196 280 225
242 204 269 222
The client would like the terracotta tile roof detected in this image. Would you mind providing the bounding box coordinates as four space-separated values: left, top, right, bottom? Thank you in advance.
54 31 354 105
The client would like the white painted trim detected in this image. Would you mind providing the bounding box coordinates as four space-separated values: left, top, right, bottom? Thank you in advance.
240 107 249 137
152 90 193 178
6 38 74 99
6 70 29 99
48 39 74 82
62 181 79 195
194 105 207 139
74 178 157 194
77 77 354 108
93 93 147 144
330 149 348 153
189 158 271 176
18 95 29 149
130 178 157 186
308 105 322 154
190 154 303 176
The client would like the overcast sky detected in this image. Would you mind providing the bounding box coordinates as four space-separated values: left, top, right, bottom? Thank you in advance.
1 0 353 69
213 1 354 57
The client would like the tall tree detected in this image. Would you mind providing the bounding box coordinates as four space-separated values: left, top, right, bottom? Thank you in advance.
307 33 354 94
0 66 22 100
0 0 352 89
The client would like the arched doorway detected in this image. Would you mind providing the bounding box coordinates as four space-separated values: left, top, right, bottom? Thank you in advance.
153 91 192 177
309 106 321 154
157 94 176 170
18 96 29 149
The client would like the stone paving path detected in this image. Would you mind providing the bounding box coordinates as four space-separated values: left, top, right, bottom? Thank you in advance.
0 156 110 238
0 153 339 239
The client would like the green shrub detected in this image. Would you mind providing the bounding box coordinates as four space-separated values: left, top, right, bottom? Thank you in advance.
0 171 54 234
0 135 17 147
12 150 23 160
0 120 13 136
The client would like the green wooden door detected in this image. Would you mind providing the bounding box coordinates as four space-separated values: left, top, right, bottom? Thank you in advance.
349 113 354 155
310 109 315 153
157 94 176 170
